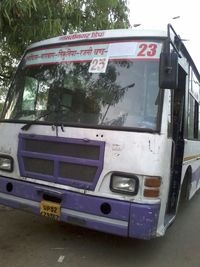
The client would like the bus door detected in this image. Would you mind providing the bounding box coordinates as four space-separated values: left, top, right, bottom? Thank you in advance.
167 66 187 215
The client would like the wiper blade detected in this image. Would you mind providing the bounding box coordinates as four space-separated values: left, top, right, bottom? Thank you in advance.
21 110 56 131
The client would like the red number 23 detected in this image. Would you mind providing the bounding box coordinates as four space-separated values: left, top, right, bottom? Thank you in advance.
137 43 157 57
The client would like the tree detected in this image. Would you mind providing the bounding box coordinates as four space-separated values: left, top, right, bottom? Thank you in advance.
0 0 130 104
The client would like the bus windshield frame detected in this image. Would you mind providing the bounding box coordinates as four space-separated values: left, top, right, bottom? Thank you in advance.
1 38 164 132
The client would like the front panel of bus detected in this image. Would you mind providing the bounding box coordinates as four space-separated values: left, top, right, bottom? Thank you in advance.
0 37 172 239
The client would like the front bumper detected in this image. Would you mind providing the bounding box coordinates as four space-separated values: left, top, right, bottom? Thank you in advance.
0 176 160 240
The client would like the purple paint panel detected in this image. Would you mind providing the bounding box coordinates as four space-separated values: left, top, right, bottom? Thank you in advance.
129 203 160 240
0 176 129 237
18 133 105 190
61 192 130 221
0 176 160 239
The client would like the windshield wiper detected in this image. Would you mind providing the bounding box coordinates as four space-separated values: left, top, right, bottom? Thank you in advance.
21 110 57 131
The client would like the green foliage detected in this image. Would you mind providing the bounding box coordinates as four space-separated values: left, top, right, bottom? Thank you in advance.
0 42 17 100
0 0 129 47
0 0 130 102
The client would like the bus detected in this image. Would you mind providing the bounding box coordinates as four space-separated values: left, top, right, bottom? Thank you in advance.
0 24 199 240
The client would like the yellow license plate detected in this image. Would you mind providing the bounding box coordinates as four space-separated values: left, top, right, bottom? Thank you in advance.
40 200 61 220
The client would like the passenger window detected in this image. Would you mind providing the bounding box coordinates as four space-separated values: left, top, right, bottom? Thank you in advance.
188 94 199 139
188 95 195 139
22 77 38 111
35 81 49 111
188 69 200 140
194 100 198 139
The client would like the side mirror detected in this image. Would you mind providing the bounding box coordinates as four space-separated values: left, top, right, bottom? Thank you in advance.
159 52 178 89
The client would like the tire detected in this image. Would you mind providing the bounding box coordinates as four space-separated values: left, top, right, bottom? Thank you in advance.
179 170 191 206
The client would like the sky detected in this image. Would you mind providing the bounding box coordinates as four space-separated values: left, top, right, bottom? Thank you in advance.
128 0 200 70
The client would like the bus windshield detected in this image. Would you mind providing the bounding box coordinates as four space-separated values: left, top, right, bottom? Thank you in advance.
2 40 162 130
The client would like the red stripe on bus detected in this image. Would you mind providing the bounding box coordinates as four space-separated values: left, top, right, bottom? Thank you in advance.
25 57 159 67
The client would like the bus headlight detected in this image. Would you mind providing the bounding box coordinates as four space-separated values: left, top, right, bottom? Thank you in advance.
0 155 13 172
110 173 139 195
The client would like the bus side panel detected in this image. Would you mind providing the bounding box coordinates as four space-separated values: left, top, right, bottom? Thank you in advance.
183 139 200 199
129 203 160 240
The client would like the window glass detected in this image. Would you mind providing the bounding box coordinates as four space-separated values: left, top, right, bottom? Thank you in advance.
22 77 38 111
194 100 199 139
198 107 200 139
35 81 49 111
2 40 162 131
188 94 195 139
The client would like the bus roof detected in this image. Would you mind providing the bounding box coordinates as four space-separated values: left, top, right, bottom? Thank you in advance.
28 29 167 50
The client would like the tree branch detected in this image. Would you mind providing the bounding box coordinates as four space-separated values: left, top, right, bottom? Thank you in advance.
0 74 11 80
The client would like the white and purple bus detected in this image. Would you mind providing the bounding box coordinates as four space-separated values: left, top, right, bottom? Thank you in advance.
0 24 199 239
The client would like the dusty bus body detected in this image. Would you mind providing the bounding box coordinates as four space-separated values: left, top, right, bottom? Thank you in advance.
0 25 199 239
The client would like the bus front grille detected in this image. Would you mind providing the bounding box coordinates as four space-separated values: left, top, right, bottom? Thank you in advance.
18 134 105 190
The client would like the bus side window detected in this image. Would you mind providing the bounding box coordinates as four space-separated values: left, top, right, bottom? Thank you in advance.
198 105 200 139
22 77 50 112
35 81 49 111
188 94 199 140
188 94 195 139
188 69 200 140
194 100 199 139
22 77 38 111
